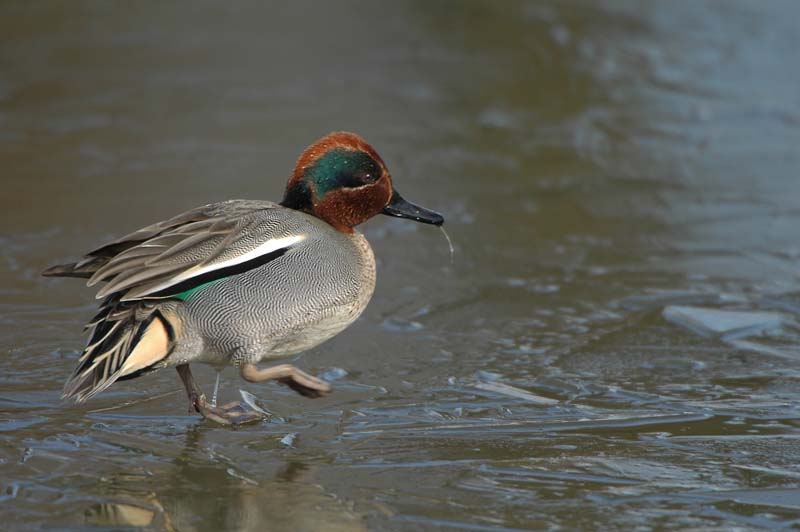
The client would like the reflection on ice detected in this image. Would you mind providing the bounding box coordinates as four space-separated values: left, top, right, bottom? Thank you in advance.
84 502 158 528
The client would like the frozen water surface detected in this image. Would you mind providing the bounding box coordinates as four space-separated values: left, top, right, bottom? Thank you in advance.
2 1 800 530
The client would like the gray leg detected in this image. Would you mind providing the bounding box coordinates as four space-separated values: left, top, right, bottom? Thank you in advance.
240 363 332 398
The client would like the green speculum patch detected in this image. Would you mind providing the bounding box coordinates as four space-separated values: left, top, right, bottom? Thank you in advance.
305 149 381 198
170 279 222 302
153 247 292 301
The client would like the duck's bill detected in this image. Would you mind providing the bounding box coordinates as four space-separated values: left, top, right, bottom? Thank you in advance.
381 191 444 226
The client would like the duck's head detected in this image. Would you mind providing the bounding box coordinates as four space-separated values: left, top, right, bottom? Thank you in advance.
280 132 444 232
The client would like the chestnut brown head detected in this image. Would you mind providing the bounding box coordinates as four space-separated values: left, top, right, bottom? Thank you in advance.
281 132 443 232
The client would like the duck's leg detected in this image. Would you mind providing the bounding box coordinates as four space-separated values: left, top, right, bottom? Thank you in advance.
175 364 266 425
176 364 203 412
241 363 332 398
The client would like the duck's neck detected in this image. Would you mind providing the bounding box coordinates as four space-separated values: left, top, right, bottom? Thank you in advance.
279 179 313 213
280 179 357 233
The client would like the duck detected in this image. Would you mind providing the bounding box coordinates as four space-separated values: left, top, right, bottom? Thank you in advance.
43 131 444 424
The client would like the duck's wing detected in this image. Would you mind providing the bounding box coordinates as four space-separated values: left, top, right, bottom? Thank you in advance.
43 199 309 302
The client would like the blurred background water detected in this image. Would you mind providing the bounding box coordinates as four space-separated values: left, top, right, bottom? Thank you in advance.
2 1 800 530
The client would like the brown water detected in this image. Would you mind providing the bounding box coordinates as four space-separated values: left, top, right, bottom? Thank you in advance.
3 1 800 530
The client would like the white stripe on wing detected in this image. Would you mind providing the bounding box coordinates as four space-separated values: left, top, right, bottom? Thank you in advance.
131 234 306 297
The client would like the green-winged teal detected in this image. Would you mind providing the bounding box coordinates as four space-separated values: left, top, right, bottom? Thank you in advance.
43 132 444 424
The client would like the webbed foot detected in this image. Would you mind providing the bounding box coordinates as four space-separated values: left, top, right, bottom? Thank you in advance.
195 397 267 426
176 363 268 425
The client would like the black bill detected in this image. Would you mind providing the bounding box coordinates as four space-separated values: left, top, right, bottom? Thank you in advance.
381 191 444 226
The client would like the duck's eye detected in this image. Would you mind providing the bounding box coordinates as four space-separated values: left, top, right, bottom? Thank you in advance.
351 170 379 185
342 172 377 187
360 160 382 183
336 171 374 188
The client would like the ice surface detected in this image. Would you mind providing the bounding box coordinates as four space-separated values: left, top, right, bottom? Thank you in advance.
663 305 800 359
662 305 789 338
473 381 559 405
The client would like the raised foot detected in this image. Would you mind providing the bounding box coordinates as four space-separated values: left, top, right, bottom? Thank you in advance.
278 373 331 398
196 397 267 426
241 363 332 398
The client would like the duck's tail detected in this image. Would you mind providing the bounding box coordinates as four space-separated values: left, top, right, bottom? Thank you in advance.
63 298 177 402
42 256 109 279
